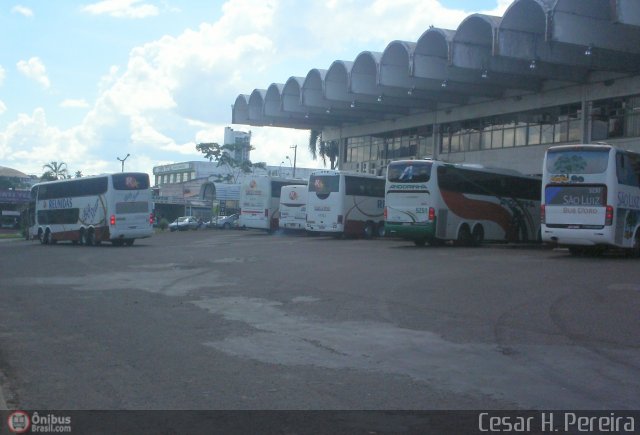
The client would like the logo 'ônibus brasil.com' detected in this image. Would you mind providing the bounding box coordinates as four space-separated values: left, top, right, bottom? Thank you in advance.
7 411 31 434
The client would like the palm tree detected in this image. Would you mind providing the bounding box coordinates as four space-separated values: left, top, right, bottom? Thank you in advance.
308 130 340 169
41 161 69 180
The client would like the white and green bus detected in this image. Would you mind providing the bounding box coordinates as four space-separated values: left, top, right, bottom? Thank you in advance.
306 170 385 238
385 159 541 246
541 143 640 256
30 172 153 246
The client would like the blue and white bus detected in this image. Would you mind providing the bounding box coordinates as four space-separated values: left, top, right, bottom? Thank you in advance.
30 172 153 246
541 143 640 256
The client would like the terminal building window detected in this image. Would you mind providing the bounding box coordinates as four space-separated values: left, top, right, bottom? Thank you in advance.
592 95 640 141
344 126 434 172
441 103 582 153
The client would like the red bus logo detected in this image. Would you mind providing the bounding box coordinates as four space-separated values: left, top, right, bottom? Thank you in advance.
7 411 31 434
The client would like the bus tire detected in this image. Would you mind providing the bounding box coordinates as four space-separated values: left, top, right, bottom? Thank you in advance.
456 225 472 246
363 222 374 239
86 228 95 246
471 225 484 246
79 228 88 245
376 222 386 238
42 229 51 245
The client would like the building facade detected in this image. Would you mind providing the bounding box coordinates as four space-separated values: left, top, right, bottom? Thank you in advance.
231 0 640 177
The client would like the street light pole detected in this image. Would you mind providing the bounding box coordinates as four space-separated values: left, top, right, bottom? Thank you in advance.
290 145 297 178
117 153 130 172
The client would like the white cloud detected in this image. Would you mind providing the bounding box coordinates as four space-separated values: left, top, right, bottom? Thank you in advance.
17 57 51 89
60 99 90 109
82 0 159 18
11 5 33 17
1 0 498 177
0 65 5 86
0 100 6 115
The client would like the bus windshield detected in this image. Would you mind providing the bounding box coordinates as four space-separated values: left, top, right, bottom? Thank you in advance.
545 149 610 174
387 161 432 183
309 175 340 194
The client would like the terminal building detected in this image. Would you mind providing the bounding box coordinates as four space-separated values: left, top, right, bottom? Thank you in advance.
231 0 640 176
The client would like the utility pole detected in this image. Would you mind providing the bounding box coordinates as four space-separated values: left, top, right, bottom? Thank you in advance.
290 145 297 178
117 153 130 172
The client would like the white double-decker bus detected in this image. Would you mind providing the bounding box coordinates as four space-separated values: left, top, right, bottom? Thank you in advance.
279 184 308 231
385 159 541 246
306 170 385 238
30 172 153 246
239 176 307 232
541 143 640 256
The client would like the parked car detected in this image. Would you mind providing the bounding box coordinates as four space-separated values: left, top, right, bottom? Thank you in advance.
210 214 240 230
169 216 200 231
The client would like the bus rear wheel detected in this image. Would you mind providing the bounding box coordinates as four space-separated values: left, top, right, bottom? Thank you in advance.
39 229 49 245
471 225 484 246
363 222 374 239
85 228 95 246
456 225 472 246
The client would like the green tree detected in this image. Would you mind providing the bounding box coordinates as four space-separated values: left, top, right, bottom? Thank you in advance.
196 142 266 183
41 161 69 181
309 129 339 169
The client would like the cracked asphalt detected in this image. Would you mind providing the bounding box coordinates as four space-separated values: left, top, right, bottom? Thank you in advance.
0 229 639 410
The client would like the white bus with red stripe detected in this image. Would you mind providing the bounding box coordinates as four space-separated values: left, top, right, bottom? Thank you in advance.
279 184 308 231
239 176 307 232
385 159 541 246
30 172 153 246
306 170 385 238
541 144 640 256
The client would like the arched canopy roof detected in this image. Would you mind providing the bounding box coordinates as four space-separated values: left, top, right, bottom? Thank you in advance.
232 0 640 130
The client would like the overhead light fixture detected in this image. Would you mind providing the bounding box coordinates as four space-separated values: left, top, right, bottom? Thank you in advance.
350 100 356 108
325 107 331 114
377 95 383 102
441 80 448 88
529 59 537 70
304 113 309 119
584 44 593 56
407 87 414 96
481 69 489 79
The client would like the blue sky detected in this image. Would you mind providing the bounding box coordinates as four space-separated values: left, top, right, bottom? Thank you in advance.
0 0 507 178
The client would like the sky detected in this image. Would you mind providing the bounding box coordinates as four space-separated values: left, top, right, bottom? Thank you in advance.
0 0 510 179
